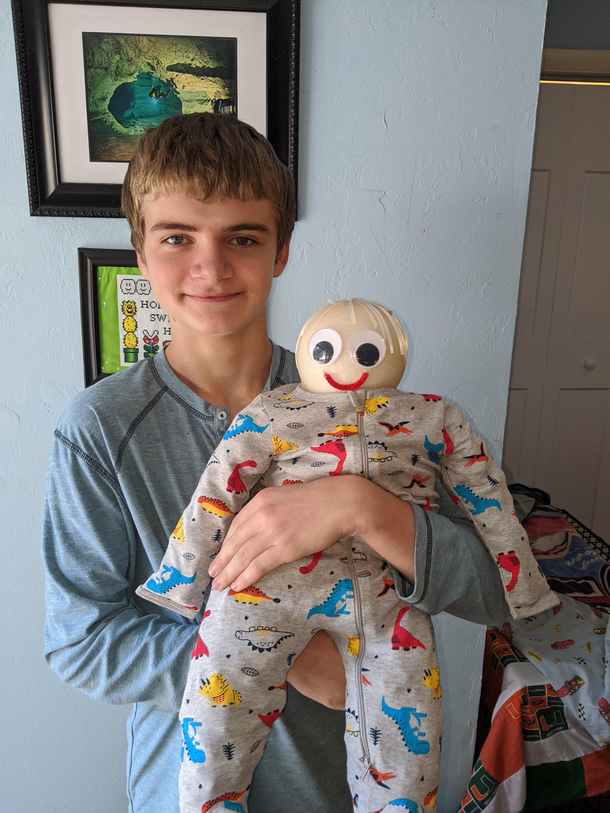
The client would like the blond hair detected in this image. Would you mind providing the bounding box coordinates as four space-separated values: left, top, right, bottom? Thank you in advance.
122 113 295 256
297 298 409 357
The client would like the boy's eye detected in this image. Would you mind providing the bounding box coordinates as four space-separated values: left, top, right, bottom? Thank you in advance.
348 330 386 367
232 236 254 247
307 328 342 365
165 235 187 245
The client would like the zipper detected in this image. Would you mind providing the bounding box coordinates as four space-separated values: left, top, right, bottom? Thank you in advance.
347 538 371 768
349 405 371 768
357 409 370 481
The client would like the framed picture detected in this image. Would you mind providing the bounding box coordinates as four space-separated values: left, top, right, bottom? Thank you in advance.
79 247 172 386
12 0 300 217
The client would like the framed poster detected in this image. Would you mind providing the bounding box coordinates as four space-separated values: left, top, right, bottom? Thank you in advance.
78 247 171 386
12 0 300 216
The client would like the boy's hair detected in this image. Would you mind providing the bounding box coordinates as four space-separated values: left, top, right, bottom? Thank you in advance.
122 113 295 257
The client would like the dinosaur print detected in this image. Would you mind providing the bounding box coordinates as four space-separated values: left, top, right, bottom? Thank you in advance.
442 427 454 454
453 484 501 515
272 436 298 455
307 578 353 619
422 666 442 700
299 550 323 574
171 515 185 544
281 478 304 486
226 460 257 493
199 673 241 708
258 709 282 728
379 421 414 437
310 439 347 476
382 697 430 755
377 577 396 597
345 635 360 657
345 707 360 737
228 586 281 606
201 789 248 813
463 442 488 467
271 394 314 410
223 413 268 440
197 496 235 519
191 610 211 659
496 550 521 592
234 626 295 652
402 476 430 490
421 394 442 402
424 786 438 807
368 440 398 463
144 564 196 595
365 397 390 415
424 435 443 464
180 717 206 764
392 606 426 652
375 801 420 813
318 424 358 438
369 766 397 788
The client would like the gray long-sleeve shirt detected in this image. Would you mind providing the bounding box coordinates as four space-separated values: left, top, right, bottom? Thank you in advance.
42 343 509 813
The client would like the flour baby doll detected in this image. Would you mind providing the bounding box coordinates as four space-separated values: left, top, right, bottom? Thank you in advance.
137 298 557 813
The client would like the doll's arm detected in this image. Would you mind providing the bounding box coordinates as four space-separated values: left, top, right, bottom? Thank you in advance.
136 398 274 618
438 403 558 619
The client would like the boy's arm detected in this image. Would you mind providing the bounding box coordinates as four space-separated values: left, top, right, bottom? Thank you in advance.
209 473 510 625
43 437 196 712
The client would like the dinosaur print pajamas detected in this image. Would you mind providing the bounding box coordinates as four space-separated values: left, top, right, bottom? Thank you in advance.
138 384 557 813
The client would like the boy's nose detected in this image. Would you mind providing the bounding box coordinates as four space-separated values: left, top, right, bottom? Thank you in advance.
190 243 233 282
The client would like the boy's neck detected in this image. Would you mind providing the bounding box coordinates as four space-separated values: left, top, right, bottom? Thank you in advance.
164 317 274 415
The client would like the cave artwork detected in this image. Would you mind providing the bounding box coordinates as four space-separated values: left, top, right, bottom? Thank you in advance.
82 33 237 163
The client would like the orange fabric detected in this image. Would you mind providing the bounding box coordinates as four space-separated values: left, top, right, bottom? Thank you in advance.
582 745 610 796
480 688 525 782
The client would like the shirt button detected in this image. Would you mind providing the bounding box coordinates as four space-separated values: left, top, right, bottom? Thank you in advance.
217 410 227 421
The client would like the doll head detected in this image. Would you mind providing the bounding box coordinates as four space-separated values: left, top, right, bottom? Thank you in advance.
295 299 408 393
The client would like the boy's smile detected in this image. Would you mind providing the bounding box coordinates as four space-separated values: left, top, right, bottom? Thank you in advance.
137 194 289 344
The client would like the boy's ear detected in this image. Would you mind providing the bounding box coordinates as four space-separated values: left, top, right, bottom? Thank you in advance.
273 236 292 279
136 253 149 279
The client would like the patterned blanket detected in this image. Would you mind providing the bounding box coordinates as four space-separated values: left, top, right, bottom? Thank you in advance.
458 486 610 812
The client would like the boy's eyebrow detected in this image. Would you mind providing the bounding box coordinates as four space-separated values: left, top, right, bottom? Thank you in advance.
148 221 272 235
149 221 198 232
225 223 272 235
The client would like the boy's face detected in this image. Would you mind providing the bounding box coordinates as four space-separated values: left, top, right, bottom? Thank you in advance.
137 194 289 342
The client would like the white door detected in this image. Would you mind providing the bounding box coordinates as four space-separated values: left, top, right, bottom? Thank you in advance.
503 82 610 542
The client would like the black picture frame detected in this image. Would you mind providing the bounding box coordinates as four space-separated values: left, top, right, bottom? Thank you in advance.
79 246 138 386
12 0 300 217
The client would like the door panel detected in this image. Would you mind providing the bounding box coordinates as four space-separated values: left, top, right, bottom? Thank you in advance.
503 84 610 541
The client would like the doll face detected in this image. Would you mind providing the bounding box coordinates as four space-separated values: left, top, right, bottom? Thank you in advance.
295 300 408 393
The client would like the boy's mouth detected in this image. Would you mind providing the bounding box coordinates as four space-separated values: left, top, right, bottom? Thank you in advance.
324 372 369 391
187 292 240 302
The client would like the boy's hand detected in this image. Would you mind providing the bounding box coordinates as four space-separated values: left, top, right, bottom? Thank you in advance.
208 476 415 592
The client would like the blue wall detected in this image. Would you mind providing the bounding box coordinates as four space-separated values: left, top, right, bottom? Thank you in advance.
0 1 547 810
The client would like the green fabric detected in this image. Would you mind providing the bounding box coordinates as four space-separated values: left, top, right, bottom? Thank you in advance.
524 758 586 810
97 265 140 374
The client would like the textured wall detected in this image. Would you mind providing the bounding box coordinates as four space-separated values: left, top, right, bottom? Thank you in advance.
0 1 547 811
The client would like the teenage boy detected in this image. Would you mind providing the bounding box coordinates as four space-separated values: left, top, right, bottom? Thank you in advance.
42 113 509 813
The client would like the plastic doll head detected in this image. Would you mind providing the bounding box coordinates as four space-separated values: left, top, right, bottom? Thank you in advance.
295 299 408 393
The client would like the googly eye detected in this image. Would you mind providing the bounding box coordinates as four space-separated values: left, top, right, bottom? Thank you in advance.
307 328 342 365
348 330 386 368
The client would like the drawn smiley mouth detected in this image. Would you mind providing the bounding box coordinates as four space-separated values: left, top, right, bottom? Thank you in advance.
323 372 369 391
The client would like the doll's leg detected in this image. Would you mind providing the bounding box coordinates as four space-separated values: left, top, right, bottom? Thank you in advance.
334 583 442 811
178 581 317 813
